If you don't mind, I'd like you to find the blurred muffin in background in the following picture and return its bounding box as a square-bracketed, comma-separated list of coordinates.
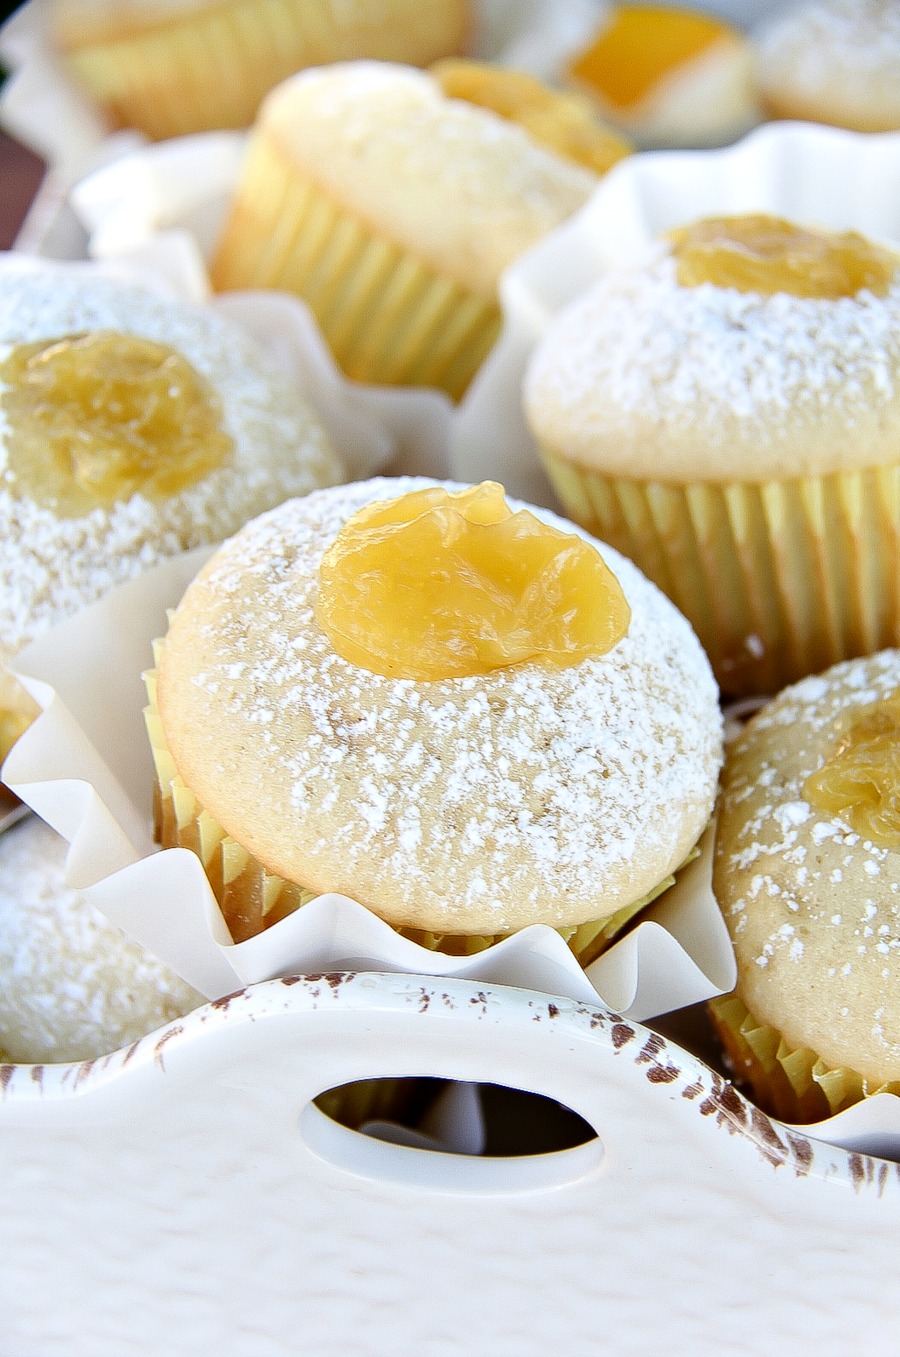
[210, 60, 629, 401]
[48, 0, 471, 140]
[565, 3, 760, 148]
[0, 260, 344, 764]
[756, 0, 900, 133]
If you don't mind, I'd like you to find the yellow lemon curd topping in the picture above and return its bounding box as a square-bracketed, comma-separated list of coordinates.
[1, 331, 233, 516]
[804, 692, 900, 848]
[431, 59, 632, 175]
[567, 5, 729, 111]
[668, 214, 898, 298]
[315, 481, 631, 680]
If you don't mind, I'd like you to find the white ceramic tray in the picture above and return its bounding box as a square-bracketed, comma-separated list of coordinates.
[2, 970, 897, 1357]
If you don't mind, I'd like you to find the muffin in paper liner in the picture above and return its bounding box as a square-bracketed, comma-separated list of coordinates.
[453, 120, 900, 696]
[0, 0, 606, 179]
[47, 0, 471, 142]
[3, 520, 734, 1027]
[710, 651, 900, 1135]
[209, 133, 504, 402]
[206, 61, 618, 401]
[707, 992, 900, 1126]
[14, 546, 900, 1155]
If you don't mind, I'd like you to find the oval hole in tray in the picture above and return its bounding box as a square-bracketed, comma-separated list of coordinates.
[301, 1078, 603, 1194]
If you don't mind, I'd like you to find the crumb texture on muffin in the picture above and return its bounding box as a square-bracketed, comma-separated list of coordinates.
[0, 816, 201, 1064]
[757, 0, 900, 132]
[715, 650, 900, 1086]
[157, 477, 723, 937]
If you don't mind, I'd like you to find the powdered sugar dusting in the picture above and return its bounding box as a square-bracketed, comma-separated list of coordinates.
[160, 477, 723, 934]
[716, 649, 900, 1079]
[0, 816, 200, 1063]
[265, 62, 597, 295]
[758, 0, 900, 122]
[0, 265, 343, 669]
[524, 246, 900, 481]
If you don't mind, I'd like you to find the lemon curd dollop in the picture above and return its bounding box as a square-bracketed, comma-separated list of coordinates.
[803, 691, 900, 847]
[567, 5, 730, 111]
[314, 481, 631, 680]
[431, 59, 632, 176]
[668, 214, 898, 299]
[0, 330, 234, 516]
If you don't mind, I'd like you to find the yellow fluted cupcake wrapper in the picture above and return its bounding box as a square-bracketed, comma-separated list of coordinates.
[145, 654, 691, 956]
[63, 0, 466, 140]
[210, 138, 501, 400]
[539, 447, 900, 697]
[707, 992, 900, 1124]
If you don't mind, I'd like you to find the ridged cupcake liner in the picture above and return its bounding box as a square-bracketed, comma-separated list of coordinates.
[539, 446, 900, 697]
[61, 0, 469, 141]
[145, 654, 685, 960]
[708, 992, 900, 1124]
[210, 138, 502, 400]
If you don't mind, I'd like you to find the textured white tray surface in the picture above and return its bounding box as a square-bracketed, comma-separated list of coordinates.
[2, 972, 899, 1356]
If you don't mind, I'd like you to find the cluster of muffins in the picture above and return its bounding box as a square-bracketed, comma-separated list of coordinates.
[0, 256, 346, 1061]
[4, 1, 900, 1155]
[42, 0, 900, 151]
[520, 201, 900, 1125]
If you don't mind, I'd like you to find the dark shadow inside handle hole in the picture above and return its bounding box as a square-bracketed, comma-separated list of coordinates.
[315, 1078, 597, 1156]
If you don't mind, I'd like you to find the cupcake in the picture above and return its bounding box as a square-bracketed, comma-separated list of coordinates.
[710, 649, 900, 1123]
[209, 61, 627, 401]
[565, 3, 760, 148]
[0, 260, 344, 764]
[0, 813, 201, 1063]
[756, 0, 900, 133]
[524, 212, 900, 697]
[48, 0, 472, 141]
[146, 476, 723, 957]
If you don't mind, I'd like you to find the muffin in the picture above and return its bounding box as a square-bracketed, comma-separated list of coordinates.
[565, 3, 760, 148]
[524, 212, 900, 697]
[146, 476, 723, 957]
[0, 813, 201, 1063]
[756, 0, 900, 133]
[0, 260, 344, 764]
[48, 0, 472, 141]
[710, 649, 900, 1123]
[209, 61, 627, 401]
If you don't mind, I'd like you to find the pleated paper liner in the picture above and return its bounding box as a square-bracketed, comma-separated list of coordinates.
[145, 653, 690, 961]
[708, 991, 900, 1125]
[59, 0, 468, 142]
[539, 446, 900, 699]
[209, 137, 501, 400]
